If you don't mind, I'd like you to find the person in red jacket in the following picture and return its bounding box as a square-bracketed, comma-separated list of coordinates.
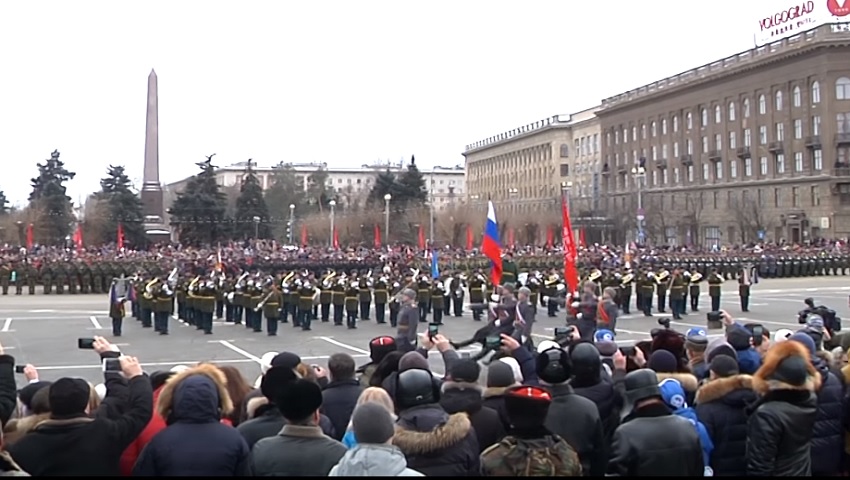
[119, 369, 178, 476]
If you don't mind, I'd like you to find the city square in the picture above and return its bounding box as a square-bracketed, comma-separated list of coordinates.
[0, 275, 846, 386]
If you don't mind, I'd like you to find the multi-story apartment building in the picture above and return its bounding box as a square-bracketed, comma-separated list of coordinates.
[164, 161, 465, 216]
[599, 22, 850, 246]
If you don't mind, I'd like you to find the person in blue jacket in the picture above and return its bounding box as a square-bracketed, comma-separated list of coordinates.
[659, 378, 714, 475]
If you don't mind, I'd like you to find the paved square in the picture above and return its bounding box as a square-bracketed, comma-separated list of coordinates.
[0, 276, 847, 387]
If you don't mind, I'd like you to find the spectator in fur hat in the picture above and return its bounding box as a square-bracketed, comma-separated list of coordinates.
[650, 328, 688, 372]
[132, 363, 250, 476]
[357, 336, 397, 387]
[746, 340, 819, 476]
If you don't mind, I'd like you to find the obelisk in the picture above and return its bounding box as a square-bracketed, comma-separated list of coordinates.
[140, 69, 169, 239]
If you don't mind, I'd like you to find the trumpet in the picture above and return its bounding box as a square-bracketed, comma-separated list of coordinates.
[254, 290, 276, 312]
[166, 268, 178, 287]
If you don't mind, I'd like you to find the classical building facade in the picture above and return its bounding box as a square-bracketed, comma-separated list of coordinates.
[599, 22, 850, 246]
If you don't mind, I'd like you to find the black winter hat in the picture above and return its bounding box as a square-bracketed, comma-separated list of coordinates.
[486, 361, 516, 388]
[261, 366, 298, 401]
[19, 381, 51, 412]
[369, 336, 397, 364]
[275, 378, 323, 422]
[271, 352, 302, 370]
[396, 369, 438, 410]
[49, 378, 91, 418]
[449, 359, 480, 383]
[536, 347, 571, 384]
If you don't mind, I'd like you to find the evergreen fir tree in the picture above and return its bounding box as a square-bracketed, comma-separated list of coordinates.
[305, 167, 333, 214]
[96, 165, 146, 247]
[29, 150, 76, 245]
[0, 190, 8, 215]
[366, 170, 400, 209]
[233, 161, 271, 239]
[168, 157, 228, 245]
[264, 162, 305, 241]
[396, 155, 428, 209]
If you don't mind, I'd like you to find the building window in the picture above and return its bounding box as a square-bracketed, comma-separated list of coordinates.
[792, 187, 800, 207]
[651, 146, 657, 160]
[714, 105, 722, 124]
[713, 191, 719, 209]
[795, 152, 804, 172]
[674, 167, 680, 184]
[593, 134, 599, 152]
[813, 81, 821, 104]
[687, 139, 693, 155]
[776, 154, 785, 174]
[621, 130, 627, 144]
[743, 98, 751, 117]
[794, 119, 803, 139]
[758, 126, 767, 144]
[665, 226, 678, 246]
[686, 112, 693, 130]
[837, 112, 850, 133]
[812, 185, 821, 206]
[715, 161, 723, 180]
[661, 119, 668, 135]
[837, 77, 850, 100]
[560, 164, 569, 176]
[559, 144, 569, 157]
[774, 188, 780, 207]
[701, 108, 708, 127]
[814, 149, 823, 170]
[729, 131, 737, 149]
[775, 122, 785, 141]
[673, 142, 680, 158]
[701, 136, 709, 153]
[775, 91, 783, 110]
[704, 226, 721, 248]
[745, 158, 753, 176]
[651, 170, 658, 186]
[759, 156, 768, 175]
[662, 144, 668, 159]
[672, 116, 679, 133]
[702, 163, 710, 180]
[662, 168, 668, 184]
[713, 134, 722, 150]
[687, 165, 694, 182]
[651, 121, 657, 137]
[744, 129, 752, 147]
[730, 159, 738, 178]
[728, 102, 736, 121]
[840, 147, 850, 166]
[757, 189, 765, 207]
[813, 115, 821, 135]
[758, 94, 767, 114]
[630, 126, 636, 141]
[793, 86, 802, 107]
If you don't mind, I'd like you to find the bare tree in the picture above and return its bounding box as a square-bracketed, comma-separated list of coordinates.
[681, 192, 704, 246]
[644, 194, 672, 244]
[729, 197, 772, 243]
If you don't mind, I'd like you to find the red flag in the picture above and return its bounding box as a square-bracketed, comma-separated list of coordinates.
[561, 197, 579, 294]
[374, 224, 381, 249]
[465, 225, 473, 250]
[545, 226, 554, 248]
[73, 225, 84, 252]
[507, 227, 515, 248]
[117, 223, 125, 250]
[579, 228, 586, 247]
[333, 227, 340, 249]
[25, 224, 33, 250]
[418, 225, 426, 250]
[300, 224, 308, 247]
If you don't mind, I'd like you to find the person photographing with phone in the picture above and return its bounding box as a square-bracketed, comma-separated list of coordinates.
[7, 336, 153, 476]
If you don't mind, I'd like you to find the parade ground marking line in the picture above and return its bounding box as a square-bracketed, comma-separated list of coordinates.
[316, 336, 370, 355]
[217, 340, 263, 364]
[1, 319, 11, 332]
[89, 316, 104, 330]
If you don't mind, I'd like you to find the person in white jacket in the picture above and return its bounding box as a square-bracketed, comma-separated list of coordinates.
[329, 403, 423, 477]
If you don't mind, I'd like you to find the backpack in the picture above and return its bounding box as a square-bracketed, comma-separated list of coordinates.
[481, 434, 582, 477]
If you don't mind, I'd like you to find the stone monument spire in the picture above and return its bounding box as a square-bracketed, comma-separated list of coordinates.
[140, 69, 169, 239]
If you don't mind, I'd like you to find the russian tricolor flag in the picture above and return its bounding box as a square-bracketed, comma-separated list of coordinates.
[481, 201, 503, 285]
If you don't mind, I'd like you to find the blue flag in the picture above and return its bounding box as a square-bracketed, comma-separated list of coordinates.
[431, 250, 439, 279]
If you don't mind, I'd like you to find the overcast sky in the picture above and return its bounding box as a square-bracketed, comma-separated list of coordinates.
[0, 0, 782, 206]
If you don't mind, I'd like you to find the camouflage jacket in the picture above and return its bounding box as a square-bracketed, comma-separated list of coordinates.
[481, 434, 581, 477]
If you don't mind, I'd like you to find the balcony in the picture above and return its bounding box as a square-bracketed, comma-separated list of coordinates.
[655, 158, 668, 169]
[601, 163, 610, 175]
[837, 133, 850, 146]
[805, 135, 822, 149]
[680, 154, 693, 165]
[768, 141, 784, 154]
[708, 150, 722, 162]
[617, 164, 628, 174]
[736, 147, 751, 159]
[836, 166, 850, 177]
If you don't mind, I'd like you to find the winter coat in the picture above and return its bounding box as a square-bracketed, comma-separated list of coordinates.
[671, 407, 713, 467]
[7, 375, 152, 476]
[0, 452, 28, 477]
[694, 374, 757, 476]
[120, 385, 167, 476]
[439, 381, 506, 452]
[571, 376, 622, 443]
[481, 387, 511, 431]
[608, 402, 704, 476]
[392, 404, 480, 476]
[329, 444, 423, 476]
[251, 424, 347, 476]
[237, 397, 336, 448]
[543, 383, 606, 477]
[132, 364, 250, 476]
[746, 340, 819, 476]
[0, 356, 19, 427]
[321, 379, 363, 441]
[809, 353, 845, 476]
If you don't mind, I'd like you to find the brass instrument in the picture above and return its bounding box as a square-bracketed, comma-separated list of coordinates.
[620, 273, 634, 286]
[254, 289, 276, 312]
[321, 271, 336, 289]
[280, 271, 296, 290]
[144, 278, 161, 298]
[654, 269, 670, 284]
[587, 269, 602, 282]
[690, 272, 704, 283]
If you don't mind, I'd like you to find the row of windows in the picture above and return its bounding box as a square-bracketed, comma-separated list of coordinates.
[571, 134, 600, 157]
[649, 185, 822, 212]
[605, 115, 839, 165]
[609, 149, 830, 191]
[605, 79, 850, 147]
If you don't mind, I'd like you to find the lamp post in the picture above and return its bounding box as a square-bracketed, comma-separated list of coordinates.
[631, 166, 646, 244]
[288, 204, 295, 245]
[252, 216, 260, 239]
[383, 193, 391, 245]
[328, 200, 337, 247]
[15, 221, 23, 247]
[507, 188, 519, 246]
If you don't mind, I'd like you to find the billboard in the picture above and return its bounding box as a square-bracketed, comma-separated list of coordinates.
[755, 0, 850, 46]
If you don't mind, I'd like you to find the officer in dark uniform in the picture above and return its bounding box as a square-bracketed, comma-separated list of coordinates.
[417, 275, 432, 321]
[154, 279, 173, 335]
[262, 284, 282, 336]
[619, 269, 633, 314]
[687, 270, 703, 312]
[358, 274, 372, 320]
[345, 280, 359, 329]
[108, 278, 126, 337]
[655, 268, 669, 313]
[431, 280, 445, 325]
[448, 273, 464, 317]
[638, 270, 654, 317]
[707, 268, 724, 312]
[501, 253, 518, 285]
[319, 274, 333, 322]
[389, 276, 403, 327]
[468, 271, 485, 321]
[13, 263, 24, 295]
[669, 267, 686, 320]
[332, 278, 346, 326]
[196, 280, 217, 335]
[373, 276, 389, 324]
[738, 263, 755, 312]
[298, 281, 315, 331]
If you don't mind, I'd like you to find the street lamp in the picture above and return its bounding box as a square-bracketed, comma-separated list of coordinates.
[252, 216, 260, 239]
[15, 221, 23, 247]
[328, 200, 337, 247]
[383, 193, 391, 246]
[631, 166, 647, 244]
[288, 204, 295, 245]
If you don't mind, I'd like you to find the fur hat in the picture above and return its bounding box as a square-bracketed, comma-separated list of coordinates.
[651, 329, 685, 359]
[49, 378, 91, 418]
[276, 377, 323, 422]
[753, 340, 820, 393]
[449, 359, 480, 383]
[504, 385, 552, 429]
[19, 381, 51, 412]
[369, 337, 396, 364]
[536, 347, 571, 384]
[271, 352, 302, 370]
[157, 364, 234, 421]
[261, 366, 298, 401]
